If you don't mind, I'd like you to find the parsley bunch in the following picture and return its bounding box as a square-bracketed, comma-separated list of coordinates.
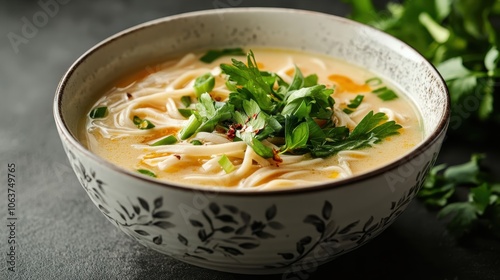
[182, 50, 401, 162]
[343, 0, 500, 239]
[419, 154, 500, 239]
[344, 0, 500, 127]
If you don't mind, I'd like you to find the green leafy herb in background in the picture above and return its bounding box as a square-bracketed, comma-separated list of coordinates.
[419, 154, 500, 239]
[344, 0, 500, 239]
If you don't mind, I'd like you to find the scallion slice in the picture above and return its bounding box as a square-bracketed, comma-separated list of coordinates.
[133, 116, 155, 130]
[193, 73, 215, 97]
[150, 135, 177, 146]
[137, 169, 156, 178]
[89, 106, 108, 119]
[218, 154, 235, 174]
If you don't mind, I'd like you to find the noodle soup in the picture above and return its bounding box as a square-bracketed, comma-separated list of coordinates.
[81, 48, 423, 190]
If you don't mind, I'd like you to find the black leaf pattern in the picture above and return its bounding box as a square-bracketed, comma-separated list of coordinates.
[153, 221, 174, 229]
[198, 229, 207, 242]
[299, 236, 312, 245]
[338, 221, 359, 234]
[322, 201, 332, 220]
[239, 243, 259, 249]
[154, 197, 163, 209]
[278, 253, 294, 260]
[132, 205, 140, 215]
[134, 230, 150, 236]
[153, 235, 162, 245]
[98, 205, 109, 214]
[216, 215, 238, 224]
[268, 221, 284, 230]
[235, 225, 247, 235]
[255, 231, 274, 239]
[219, 226, 235, 233]
[153, 211, 173, 219]
[209, 203, 220, 215]
[224, 205, 239, 214]
[297, 242, 305, 255]
[240, 211, 251, 223]
[220, 246, 243, 256]
[265, 205, 277, 221]
[195, 246, 214, 254]
[178, 234, 188, 246]
[303, 215, 325, 233]
[363, 216, 374, 231]
[138, 197, 149, 212]
[190, 219, 204, 227]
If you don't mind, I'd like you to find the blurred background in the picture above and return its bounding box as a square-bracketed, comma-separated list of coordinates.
[1, 0, 499, 279]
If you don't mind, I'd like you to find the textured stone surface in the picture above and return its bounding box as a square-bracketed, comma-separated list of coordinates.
[1, 1, 499, 279]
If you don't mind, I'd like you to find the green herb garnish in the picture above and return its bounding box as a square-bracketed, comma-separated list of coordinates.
[344, 0, 500, 240]
[137, 169, 157, 178]
[178, 50, 401, 160]
[133, 116, 155, 130]
[200, 48, 246, 63]
[372, 86, 398, 101]
[190, 139, 203, 145]
[89, 106, 108, 119]
[218, 154, 235, 174]
[343, 94, 364, 114]
[419, 154, 500, 239]
[150, 135, 178, 146]
[181, 96, 192, 107]
[193, 73, 215, 97]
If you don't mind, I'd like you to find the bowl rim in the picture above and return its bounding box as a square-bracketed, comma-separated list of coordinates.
[53, 7, 451, 196]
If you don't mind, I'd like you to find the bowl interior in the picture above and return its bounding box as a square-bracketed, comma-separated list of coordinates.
[54, 7, 449, 190]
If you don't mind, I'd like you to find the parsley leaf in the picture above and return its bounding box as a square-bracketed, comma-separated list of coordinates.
[200, 48, 246, 63]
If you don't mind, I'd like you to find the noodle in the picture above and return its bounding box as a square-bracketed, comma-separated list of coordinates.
[82, 48, 423, 190]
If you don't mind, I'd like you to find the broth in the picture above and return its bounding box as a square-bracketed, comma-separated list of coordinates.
[81, 47, 423, 190]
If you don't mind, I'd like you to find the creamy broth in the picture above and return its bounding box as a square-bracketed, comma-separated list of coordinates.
[81, 48, 423, 190]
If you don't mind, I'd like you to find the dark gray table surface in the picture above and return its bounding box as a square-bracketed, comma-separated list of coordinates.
[1, 0, 499, 279]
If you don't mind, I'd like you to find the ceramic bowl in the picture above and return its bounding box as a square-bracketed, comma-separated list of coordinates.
[53, 8, 450, 275]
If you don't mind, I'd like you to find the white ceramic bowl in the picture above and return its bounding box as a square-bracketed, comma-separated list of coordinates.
[53, 8, 450, 275]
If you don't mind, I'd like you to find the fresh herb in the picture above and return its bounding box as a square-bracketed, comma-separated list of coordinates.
[343, 94, 364, 114]
[344, 0, 500, 127]
[89, 106, 108, 119]
[137, 169, 157, 178]
[200, 48, 246, 63]
[193, 73, 215, 97]
[419, 154, 500, 239]
[150, 135, 178, 146]
[177, 93, 233, 140]
[372, 86, 398, 101]
[218, 154, 235, 173]
[181, 96, 192, 107]
[190, 139, 203, 145]
[178, 50, 401, 160]
[178, 108, 193, 118]
[133, 116, 155, 130]
[344, 0, 500, 240]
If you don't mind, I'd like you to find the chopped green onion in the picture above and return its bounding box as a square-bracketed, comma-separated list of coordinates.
[199, 48, 246, 63]
[218, 154, 235, 174]
[133, 116, 155, 130]
[181, 96, 192, 107]
[150, 135, 177, 146]
[89, 106, 108, 119]
[372, 87, 398, 101]
[137, 169, 156, 178]
[343, 95, 364, 114]
[178, 108, 193, 118]
[178, 114, 201, 140]
[190, 140, 203, 145]
[194, 73, 215, 97]
[365, 77, 383, 87]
